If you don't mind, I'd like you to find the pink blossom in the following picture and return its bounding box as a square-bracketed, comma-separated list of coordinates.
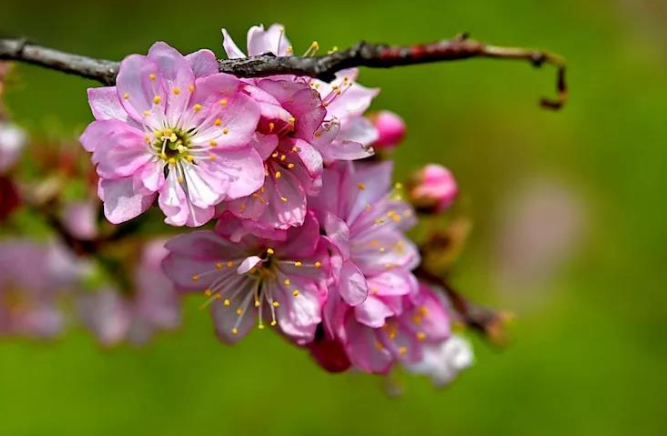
[62, 200, 99, 241]
[77, 240, 181, 346]
[223, 78, 327, 236]
[162, 212, 330, 345]
[409, 164, 458, 212]
[406, 334, 474, 387]
[80, 42, 264, 227]
[222, 24, 293, 58]
[329, 283, 450, 374]
[311, 161, 419, 307]
[0, 122, 26, 173]
[0, 240, 82, 339]
[368, 110, 406, 150]
[309, 68, 380, 161]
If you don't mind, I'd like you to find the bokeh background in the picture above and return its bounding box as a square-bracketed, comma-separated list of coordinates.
[1, 0, 666, 435]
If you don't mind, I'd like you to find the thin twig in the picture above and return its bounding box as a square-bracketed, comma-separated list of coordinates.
[0, 33, 567, 109]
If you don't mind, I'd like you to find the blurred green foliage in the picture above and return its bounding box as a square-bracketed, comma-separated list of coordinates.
[1, 1, 665, 435]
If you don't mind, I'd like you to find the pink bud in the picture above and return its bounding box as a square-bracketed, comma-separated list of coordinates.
[369, 110, 406, 150]
[409, 164, 458, 212]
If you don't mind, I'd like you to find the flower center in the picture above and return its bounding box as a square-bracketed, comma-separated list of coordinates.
[152, 128, 193, 164]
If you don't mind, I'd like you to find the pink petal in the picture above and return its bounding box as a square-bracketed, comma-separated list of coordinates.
[279, 212, 321, 259]
[262, 167, 307, 229]
[90, 121, 152, 179]
[164, 228, 240, 260]
[207, 146, 265, 200]
[180, 162, 224, 208]
[221, 28, 246, 59]
[366, 270, 417, 297]
[147, 42, 195, 125]
[344, 314, 393, 374]
[247, 24, 291, 56]
[185, 49, 219, 77]
[271, 277, 321, 343]
[354, 294, 393, 328]
[115, 54, 166, 126]
[87, 87, 129, 122]
[133, 160, 164, 194]
[345, 161, 393, 224]
[191, 93, 260, 149]
[158, 171, 190, 226]
[211, 279, 257, 344]
[236, 256, 263, 274]
[340, 116, 379, 146]
[338, 260, 368, 306]
[98, 177, 155, 224]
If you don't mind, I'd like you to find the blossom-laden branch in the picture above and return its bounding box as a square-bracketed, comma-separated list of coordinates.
[0, 33, 567, 109]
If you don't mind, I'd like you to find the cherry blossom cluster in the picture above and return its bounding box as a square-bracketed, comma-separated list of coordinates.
[1, 25, 472, 386]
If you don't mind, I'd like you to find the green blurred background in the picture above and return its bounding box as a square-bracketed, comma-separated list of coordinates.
[1, 0, 666, 435]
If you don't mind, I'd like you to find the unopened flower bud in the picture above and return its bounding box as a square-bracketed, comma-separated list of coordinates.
[369, 110, 406, 150]
[409, 164, 458, 212]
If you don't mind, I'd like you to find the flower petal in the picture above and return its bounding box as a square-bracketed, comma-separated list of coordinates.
[147, 42, 195, 125]
[354, 294, 393, 328]
[221, 28, 246, 59]
[98, 177, 155, 224]
[87, 87, 129, 122]
[344, 313, 393, 374]
[185, 49, 218, 77]
[116, 54, 166, 127]
[338, 260, 368, 305]
[90, 121, 152, 179]
[247, 24, 291, 56]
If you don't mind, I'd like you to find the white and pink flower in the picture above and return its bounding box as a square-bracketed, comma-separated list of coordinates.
[80, 42, 264, 226]
[162, 212, 330, 344]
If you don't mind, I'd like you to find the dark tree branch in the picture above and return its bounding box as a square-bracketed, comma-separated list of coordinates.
[0, 33, 567, 109]
[415, 265, 511, 345]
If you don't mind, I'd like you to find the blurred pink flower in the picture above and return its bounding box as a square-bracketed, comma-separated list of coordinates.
[162, 212, 330, 345]
[409, 164, 458, 212]
[0, 240, 82, 339]
[77, 240, 181, 346]
[369, 110, 406, 150]
[62, 200, 99, 241]
[494, 179, 585, 304]
[80, 42, 264, 226]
